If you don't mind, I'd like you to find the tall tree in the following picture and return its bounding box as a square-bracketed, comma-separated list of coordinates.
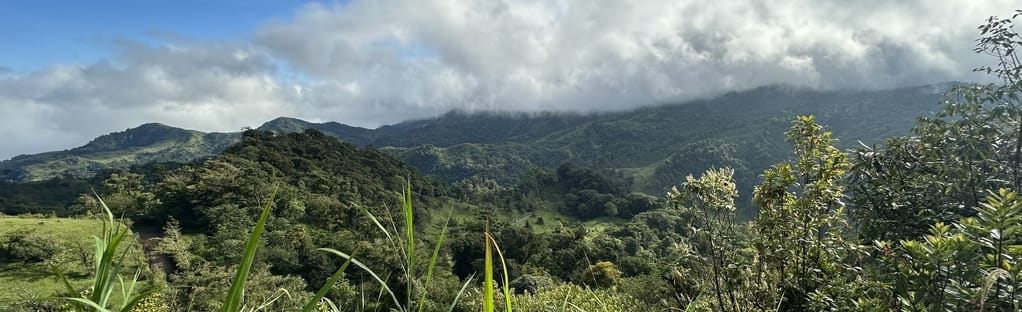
[849, 10, 1022, 242]
[752, 116, 856, 310]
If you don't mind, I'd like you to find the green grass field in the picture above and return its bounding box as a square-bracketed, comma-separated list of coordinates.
[0, 217, 148, 307]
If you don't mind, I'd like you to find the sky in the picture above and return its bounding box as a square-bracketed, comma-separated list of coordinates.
[0, 0, 1019, 160]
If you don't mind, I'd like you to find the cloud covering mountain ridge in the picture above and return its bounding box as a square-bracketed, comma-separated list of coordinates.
[0, 0, 1017, 159]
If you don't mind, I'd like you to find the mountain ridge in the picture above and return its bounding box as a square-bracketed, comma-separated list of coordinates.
[0, 124, 239, 182]
[1, 83, 951, 199]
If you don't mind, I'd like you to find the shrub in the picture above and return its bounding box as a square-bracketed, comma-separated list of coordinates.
[1, 229, 62, 263]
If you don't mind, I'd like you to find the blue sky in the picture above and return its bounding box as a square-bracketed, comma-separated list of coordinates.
[0, 0, 322, 71]
[0, 0, 1017, 160]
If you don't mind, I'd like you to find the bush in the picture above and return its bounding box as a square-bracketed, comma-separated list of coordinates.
[577, 261, 622, 288]
[0, 229, 63, 263]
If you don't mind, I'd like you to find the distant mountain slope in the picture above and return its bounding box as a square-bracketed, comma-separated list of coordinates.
[386, 84, 947, 200]
[257, 112, 592, 147]
[257, 117, 375, 146]
[0, 123, 238, 182]
[1, 84, 948, 197]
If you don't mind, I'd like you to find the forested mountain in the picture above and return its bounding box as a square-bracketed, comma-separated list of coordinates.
[1, 84, 946, 200]
[0, 84, 947, 218]
[0, 123, 238, 183]
[385, 84, 947, 213]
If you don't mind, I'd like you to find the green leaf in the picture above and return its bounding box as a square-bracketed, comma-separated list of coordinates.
[222, 185, 278, 312]
[417, 212, 452, 312]
[403, 179, 415, 309]
[64, 298, 113, 312]
[318, 248, 403, 310]
[484, 224, 494, 312]
[302, 252, 354, 312]
[448, 273, 475, 312]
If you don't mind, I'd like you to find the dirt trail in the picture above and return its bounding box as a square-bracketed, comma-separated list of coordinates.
[133, 225, 175, 277]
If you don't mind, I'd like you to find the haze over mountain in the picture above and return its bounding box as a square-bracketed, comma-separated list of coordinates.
[1, 83, 948, 212]
[0, 1, 1017, 160]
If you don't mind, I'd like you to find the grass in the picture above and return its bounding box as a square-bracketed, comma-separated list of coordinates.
[0, 216, 146, 307]
[615, 162, 661, 193]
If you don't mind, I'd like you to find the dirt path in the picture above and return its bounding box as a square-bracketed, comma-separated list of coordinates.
[133, 225, 175, 277]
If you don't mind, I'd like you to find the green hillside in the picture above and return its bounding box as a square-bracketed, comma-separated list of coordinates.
[384, 84, 946, 213]
[0, 123, 238, 183]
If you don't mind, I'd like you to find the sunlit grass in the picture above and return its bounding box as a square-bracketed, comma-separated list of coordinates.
[0, 217, 145, 308]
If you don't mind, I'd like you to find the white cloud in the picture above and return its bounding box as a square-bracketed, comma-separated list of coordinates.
[0, 42, 297, 159]
[0, 0, 1020, 159]
[257, 0, 1017, 114]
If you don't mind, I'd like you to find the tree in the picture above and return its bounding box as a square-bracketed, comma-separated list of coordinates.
[849, 9, 1022, 243]
[667, 168, 747, 312]
[579, 261, 623, 288]
[88, 172, 161, 218]
[752, 115, 860, 310]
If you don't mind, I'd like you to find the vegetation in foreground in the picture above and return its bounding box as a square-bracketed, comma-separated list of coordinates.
[0, 216, 151, 310]
[2, 8, 1022, 312]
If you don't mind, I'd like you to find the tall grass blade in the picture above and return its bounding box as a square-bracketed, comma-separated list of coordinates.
[581, 285, 606, 308]
[66, 298, 113, 312]
[53, 264, 84, 310]
[560, 286, 571, 311]
[90, 195, 133, 308]
[119, 288, 154, 312]
[484, 223, 494, 312]
[318, 248, 403, 310]
[53, 264, 77, 295]
[60, 193, 150, 311]
[417, 213, 451, 312]
[251, 288, 293, 311]
[356, 203, 394, 242]
[447, 273, 475, 312]
[980, 268, 1011, 310]
[486, 231, 512, 312]
[403, 180, 416, 309]
[566, 302, 588, 312]
[302, 252, 355, 312]
[323, 297, 340, 312]
[117, 270, 145, 311]
[222, 185, 279, 312]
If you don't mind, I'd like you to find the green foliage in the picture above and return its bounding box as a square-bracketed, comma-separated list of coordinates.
[959, 188, 1022, 310]
[58, 195, 153, 312]
[460, 283, 652, 312]
[850, 10, 1022, 243]
[876, 223, 978, 311]
[578, 261, 622, 289]
[222, 186, 277, 312]
[0, 178, 92, 215]
[751, 115, 862, 310]
[0, 217, 149, 309]
[493, 164, 655, 221]
[668, 168, 749, 311]
[0, 228, 63, 263]
[154, 218, 191, 271]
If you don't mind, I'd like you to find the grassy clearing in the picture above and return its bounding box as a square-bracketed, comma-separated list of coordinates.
[0, 217, 146, 306]
[431, 199, 607, 235]
[615, 163, 661, 193]
[582, 216, 628, 235]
